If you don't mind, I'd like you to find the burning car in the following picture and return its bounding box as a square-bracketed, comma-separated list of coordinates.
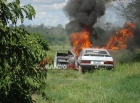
[54, 49, 77, 69]
[77, 48, 114, 72]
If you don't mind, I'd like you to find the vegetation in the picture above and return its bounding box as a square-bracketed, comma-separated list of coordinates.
[32, 46, 140, 103]
[14, 24, 111, 48]
[12, 24, 70, 46]
[125, 0, 140, 22]
[35, 62, 140, 103]
[1, 0, 140, 103]
[0, 0, 48, 102]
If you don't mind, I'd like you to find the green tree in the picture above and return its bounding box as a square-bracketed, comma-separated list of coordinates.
[125, 0, 140, 22]
[106, 0, 140, 22]
[20, 24, 69, 46]
[0, 0, 48, 102]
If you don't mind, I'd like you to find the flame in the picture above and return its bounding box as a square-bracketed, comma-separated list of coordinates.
[70, 28, 92, 56]
[70, 22, 136, 57]
[104, 22, 136, 50]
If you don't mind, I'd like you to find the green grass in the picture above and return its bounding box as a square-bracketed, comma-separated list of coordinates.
[35, 62, 140, 103]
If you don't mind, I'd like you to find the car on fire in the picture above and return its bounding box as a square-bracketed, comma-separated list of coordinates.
[77, 48, 114, 72]
[54, 49, 77, 69]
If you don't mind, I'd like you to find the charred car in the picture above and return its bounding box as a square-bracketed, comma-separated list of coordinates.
[54, 49, 77, 69]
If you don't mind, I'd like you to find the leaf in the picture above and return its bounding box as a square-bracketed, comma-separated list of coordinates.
[16, 0, 20, 5]
[0, 1, 48, 102]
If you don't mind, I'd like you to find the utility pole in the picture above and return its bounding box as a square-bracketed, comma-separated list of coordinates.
[105, 22, 111, 31]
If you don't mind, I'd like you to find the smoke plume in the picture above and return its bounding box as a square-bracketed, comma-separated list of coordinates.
[64, 0, 106, 34]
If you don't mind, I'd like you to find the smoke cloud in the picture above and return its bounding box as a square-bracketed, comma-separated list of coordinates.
[64, 0, 106, 33]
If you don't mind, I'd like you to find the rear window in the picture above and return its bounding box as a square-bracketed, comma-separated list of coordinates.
[84, 54, 111, 57]
[84, 54, 103, 56]
[85, 50, 94, 53]
[85, 50, 108, 55]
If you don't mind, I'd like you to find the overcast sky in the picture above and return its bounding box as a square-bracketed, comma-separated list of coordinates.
[8, 0, 126, 27]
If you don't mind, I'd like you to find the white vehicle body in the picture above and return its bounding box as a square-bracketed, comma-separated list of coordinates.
[78, 48, 114, 70]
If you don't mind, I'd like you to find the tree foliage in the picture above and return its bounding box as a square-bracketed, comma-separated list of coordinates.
[106, 0, 140, 22]
[125, 0, 140, 22]
[17, 24, 69, 46]
[0, 0, 48, 102]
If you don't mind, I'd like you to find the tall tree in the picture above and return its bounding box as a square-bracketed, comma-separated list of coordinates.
[106, 0, 140, 22]
[0, 0, 48, 102]
[125, 0, 140, 22]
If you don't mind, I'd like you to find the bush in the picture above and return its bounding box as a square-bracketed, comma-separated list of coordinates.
[118, 49, 140, 64]
[0, 0, 48, 102]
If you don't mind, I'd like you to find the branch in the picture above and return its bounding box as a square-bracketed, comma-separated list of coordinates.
[108, 0, 133, 22]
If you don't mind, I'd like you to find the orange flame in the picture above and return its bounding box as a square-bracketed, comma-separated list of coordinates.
[104, 22, 136, 50]
[70, 28, 92, 56]
[70, 22, 136, 57]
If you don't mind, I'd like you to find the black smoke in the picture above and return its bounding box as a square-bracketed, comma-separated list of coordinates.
[64, 0, 106, 34]
[127, 25, 140, 51]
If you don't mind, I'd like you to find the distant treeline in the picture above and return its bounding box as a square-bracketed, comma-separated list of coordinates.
[9, 24, 69, 46]
[9, 24, 114, 47]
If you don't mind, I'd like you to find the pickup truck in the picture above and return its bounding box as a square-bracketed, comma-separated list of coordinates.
[54, 49, 77, 69]
[77, 48, 114, 72]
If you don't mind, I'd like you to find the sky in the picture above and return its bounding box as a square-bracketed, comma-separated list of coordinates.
[8, 0, 126, 28]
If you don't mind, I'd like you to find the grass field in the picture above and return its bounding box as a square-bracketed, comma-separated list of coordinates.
[35, 62, 140, 103]
[34, 46, 140, 103]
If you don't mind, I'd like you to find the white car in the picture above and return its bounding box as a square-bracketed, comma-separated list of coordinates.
[77, 48, 114, 72]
